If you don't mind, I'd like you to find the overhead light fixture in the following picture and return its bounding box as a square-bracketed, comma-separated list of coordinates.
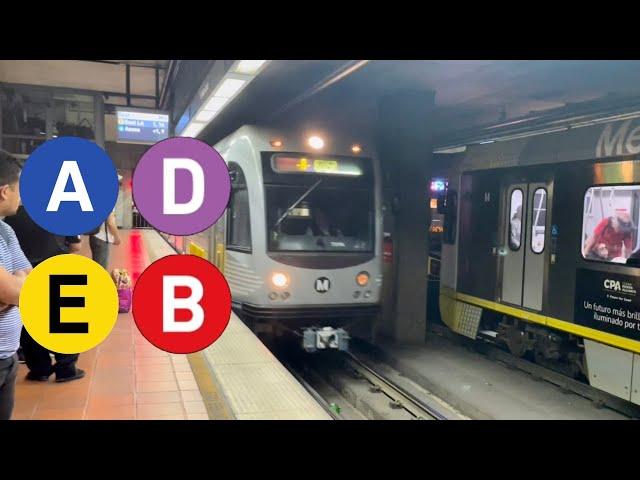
[235, 60, 267, 75]
[203, 96, 228, 112]
[178, 61, 271, 138]
[433, 146, 467, 154]
[195, 110, 218, 122]
[182, 122, 206, 138]
[214, 78, 246, 98]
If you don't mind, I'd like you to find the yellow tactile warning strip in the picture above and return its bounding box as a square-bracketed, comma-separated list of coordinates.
[202, 314, 332, 420]
[187, 351, 235, 420]
[441, 286, 640, 354]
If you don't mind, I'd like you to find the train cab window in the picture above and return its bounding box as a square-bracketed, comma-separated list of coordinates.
[266, 184, 374, 253]
[531, 188, 547, 254]
[509, 189, 523, 251]
[227, 163, 252, 251]
[582, 185, 640, 264]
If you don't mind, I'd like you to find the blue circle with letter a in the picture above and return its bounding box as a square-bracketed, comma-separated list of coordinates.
[19, 137, 119, 236]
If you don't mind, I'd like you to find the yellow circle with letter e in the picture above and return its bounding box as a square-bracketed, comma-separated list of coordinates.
[19, 254, 119, 354]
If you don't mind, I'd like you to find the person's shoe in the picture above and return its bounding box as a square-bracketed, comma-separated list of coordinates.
[17, 348, 25, 364]
[55, 368, 86, 383]
[25, 370, 52, 382]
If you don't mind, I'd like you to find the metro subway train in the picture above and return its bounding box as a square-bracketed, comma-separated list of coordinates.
[437, 113, 640, 405]
[205, 125, 383, 352]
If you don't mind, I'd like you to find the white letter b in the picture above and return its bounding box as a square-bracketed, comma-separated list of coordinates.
[163, 275, 204, 333]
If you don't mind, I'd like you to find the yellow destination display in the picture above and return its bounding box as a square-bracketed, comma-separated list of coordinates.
[313, 159, 338, 173]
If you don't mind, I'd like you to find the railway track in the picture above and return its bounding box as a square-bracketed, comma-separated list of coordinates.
[279, 342, 462, 420]
[341, 352, 448, 420]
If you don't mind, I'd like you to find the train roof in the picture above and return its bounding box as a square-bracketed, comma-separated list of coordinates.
[213, 124, 378, 160]
[445, 116, 640, 171]
[436, 97, 640, 170]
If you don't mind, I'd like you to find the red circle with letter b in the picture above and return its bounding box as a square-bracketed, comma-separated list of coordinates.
[132, 254, 231, 354]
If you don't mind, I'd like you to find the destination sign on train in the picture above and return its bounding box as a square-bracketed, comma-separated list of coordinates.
[272, 154, 363, 176]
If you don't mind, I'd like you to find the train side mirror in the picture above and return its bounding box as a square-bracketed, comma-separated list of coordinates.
[437, 190, 456, 215]
[437, 192, 447, 214]
[440, 189, 458, 245]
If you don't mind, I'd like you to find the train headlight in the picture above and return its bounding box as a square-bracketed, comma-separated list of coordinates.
[271, 272, 289, 288]
[308, 136, 324, 150]
[356, 271, 370, 287]
[270, 139, 283, 148]
[351, 144, 362, 154]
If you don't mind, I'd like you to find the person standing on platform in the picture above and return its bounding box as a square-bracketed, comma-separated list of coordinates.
[0, 151, 33, 420]
[89, 211, 121, 270]
[88, 174, 122, 270]
[4, 205, 85, 383]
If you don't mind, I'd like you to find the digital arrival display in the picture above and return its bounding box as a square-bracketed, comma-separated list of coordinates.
[116, 109, 170, 145]
[272, 154, 363, 176]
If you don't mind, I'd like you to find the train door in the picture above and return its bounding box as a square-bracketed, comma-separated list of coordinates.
[501, 182, 548, 310]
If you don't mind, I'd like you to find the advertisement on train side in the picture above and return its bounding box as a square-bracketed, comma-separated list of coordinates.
[574, 268, 640, 341]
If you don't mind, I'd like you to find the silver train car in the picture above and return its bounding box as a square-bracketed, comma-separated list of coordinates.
[207, 125, 383, 352]
[437, 111, 640, 406]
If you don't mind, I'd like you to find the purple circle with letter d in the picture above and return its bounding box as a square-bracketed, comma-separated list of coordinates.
[132, 137, 230, 236]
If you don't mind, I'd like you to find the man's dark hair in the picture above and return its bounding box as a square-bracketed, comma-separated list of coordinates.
[0, 150, 22, 186]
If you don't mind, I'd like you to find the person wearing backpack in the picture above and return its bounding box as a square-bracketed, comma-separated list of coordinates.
[88, 212, 121, 270]
[4, 205, 84, 384]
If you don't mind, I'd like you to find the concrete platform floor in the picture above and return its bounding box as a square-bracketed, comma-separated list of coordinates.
[375, 334, 629, 420]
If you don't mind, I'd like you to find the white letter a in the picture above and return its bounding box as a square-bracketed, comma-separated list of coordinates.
[46, 161, 94, 212]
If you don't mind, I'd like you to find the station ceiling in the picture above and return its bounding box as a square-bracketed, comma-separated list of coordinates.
[4, 60, 640, 148]
[197, 60, 640, 147]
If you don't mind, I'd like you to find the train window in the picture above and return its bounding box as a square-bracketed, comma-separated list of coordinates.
[531, 188, 547, 254]
[227, 163, 252, 252]
[265, 184, 374, 253]
[509, 189, 523, 251]
[582, 185, 640, 264]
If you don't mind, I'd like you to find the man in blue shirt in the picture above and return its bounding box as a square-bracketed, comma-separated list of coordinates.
[0, 150, 33, 420]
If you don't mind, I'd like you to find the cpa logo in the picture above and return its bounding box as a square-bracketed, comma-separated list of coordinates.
[315, 277, 331, 293]
[18, 136, 232, 355]
[604, 279, 622, 291]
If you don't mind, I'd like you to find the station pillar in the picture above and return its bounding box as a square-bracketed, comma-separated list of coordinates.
[376, 91, 435, 344]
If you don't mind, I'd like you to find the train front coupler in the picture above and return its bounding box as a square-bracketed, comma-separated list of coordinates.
[302, 327, 350, 353]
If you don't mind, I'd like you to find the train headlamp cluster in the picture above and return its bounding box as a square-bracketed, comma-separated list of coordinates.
[271, 272, 289, 288]
[308, 136, 324, 150]
[269, 135, 365, 156]
[356, 272, 370, 287]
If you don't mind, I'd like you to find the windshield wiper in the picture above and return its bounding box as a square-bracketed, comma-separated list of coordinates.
[273, 179, 323, 230]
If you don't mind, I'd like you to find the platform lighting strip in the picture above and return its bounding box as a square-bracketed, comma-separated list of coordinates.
[434, 109, 640, 154]
[180, 60, 270, 138]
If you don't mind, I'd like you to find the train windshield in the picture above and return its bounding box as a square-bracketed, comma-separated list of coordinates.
[265, 183, 374, 253]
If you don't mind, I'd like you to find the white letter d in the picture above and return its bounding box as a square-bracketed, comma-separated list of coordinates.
[163, 158, 205, 215]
